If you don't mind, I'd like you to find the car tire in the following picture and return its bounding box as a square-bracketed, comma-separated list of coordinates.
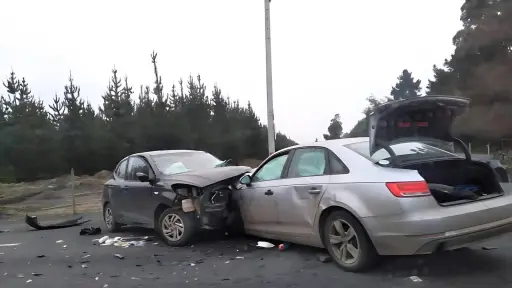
[103, 203, 122, 233]
[322, 210, 378, 272]
[157, 208, 197, 246]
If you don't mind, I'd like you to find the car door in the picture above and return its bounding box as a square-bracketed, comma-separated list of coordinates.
[108, 158, 129, 223]
[274, 147, 349, 238]
[238, 150, 292, 235]
[123, 156, 155, 226]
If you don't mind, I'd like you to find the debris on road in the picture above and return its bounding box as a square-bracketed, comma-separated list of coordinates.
[25, 214, 91, 231]
[94, 235, 153, 248]
[79, 227, 102, 236]
[278, 243, 291, 251]
[26, 279, 32, 283]
[113, 253, 124, 260]
[316, 253, 332, 263]
[31, 273, 43, 277]
[81, 264, 88, 268]
[0, 243, 21, 247]
[0, 229, 9, 233]
[482, 246, 498, 250]
[256, 241, 275, 248]
[36, 255, 45, 258]
[409, 276, 423, 282]
[56, 240, 64, 243]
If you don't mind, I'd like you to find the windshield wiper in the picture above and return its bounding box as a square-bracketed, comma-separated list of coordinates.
[215, 159, 232, 167]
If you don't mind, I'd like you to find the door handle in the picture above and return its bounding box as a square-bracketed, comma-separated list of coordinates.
[308, 188, 321, 195]
[264, 190, 274, 196]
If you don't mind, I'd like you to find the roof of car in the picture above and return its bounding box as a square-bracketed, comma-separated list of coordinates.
[132, 150, 202, 157]
[275, 137, 369, 154]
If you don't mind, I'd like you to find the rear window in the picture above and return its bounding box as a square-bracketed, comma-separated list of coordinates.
[345, 140, 460, 163]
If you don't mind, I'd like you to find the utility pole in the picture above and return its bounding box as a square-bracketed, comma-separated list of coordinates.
[264, 0, 276, 154]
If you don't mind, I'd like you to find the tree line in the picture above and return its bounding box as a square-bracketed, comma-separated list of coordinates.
[0, 51, 296, 183]
[323, 0, 512, 145]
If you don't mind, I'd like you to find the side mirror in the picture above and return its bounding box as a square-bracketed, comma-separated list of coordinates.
[240, 174, 252, 185]
[136, 172, 150, 182]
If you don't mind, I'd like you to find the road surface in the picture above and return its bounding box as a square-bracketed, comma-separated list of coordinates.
[1, 214, 512, 287]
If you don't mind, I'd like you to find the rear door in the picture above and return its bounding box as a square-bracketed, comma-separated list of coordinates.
[274, 147, 348, 238]
[123, 156, 155, 226]
[238, 150, 292, 235]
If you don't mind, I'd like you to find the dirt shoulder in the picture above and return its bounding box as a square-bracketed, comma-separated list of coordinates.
[0, 170, 110, 218]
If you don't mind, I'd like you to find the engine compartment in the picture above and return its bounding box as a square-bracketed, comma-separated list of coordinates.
[171, 176, 240, 229]
[401, 159, 504, 205]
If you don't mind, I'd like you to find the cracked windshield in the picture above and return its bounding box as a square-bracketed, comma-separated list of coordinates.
[1, 0, 512, 287]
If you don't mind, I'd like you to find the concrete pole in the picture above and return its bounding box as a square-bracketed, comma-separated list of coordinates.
[264, 0, 276, 154]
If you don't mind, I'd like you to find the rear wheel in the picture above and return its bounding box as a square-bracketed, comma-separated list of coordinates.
[157, 208, 197, 246]
[103, 203, 122, 233]
[323, 210, 378, 272]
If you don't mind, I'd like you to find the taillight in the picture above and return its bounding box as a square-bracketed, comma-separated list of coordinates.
[386, 181, 430, 197]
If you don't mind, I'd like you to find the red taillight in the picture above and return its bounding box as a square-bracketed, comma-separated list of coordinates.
[386, 181, 430, 197]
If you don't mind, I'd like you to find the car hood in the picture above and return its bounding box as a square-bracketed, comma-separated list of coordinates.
[160, 166, 252, 187]
[368, 96, 470, 156]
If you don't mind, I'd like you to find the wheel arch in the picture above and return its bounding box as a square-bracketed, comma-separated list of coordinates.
[317, 205, 374, 247]
[153, 203, 173, 227]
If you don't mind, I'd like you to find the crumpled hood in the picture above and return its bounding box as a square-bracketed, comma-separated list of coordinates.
[160, 166, 251, 188]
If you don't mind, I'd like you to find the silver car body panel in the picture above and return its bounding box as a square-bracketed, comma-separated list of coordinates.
[235, 137, 512, 255]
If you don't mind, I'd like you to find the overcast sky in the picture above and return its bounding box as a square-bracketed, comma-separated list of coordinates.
[0, 0, 463, 143]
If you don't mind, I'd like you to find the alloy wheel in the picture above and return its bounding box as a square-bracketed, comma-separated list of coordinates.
[104, 207, 113, 229]
[161, 213, 185, 241]
[328, 219, 360, 265]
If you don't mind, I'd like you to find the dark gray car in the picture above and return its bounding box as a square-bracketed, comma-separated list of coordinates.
[102, 150, 250, 246]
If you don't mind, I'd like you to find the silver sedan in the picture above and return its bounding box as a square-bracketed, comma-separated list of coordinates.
[235, 96, 512, 272]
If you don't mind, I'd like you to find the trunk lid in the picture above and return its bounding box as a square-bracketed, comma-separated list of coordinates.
[368, 96, 470, 157]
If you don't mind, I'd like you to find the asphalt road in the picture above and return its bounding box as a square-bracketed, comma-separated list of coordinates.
[2, 215, 512, 288]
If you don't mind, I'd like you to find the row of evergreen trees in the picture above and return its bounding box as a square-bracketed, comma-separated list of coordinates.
[0, 51, 296, 183]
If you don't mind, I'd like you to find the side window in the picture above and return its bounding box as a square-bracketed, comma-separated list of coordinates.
[115, 159, 128, 180]
[287, 148, 327, 178]
[126, 157, 151, 181]
[329, 151, 349, 174]
[252, 153, 290, 182]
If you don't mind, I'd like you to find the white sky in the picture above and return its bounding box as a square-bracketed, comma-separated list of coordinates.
[0, 0, 463, 143]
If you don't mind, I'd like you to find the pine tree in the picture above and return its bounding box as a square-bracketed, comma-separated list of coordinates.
[390, 69, 422, 100]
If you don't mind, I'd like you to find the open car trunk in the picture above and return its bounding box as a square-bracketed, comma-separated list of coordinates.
[400, 159, 504, 205]
[368, 96, 504, 205]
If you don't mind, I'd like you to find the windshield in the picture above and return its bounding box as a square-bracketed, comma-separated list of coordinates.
[151, 151, 224, 175]
[345, 140, 460, 163]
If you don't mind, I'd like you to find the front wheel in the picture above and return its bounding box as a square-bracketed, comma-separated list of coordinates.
[323, 210, 378, 272]
[157, 208, 197, 246]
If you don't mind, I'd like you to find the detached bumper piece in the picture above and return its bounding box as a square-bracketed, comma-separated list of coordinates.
[25, 214, 91, 230]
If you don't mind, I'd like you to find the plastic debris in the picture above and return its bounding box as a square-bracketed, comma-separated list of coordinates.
[113, 253, 124, 260]
[25, 214, 91, 230]
[82, 254, 91, 259]
[98, 236, 109, 244]
[482, 246, 498, 250]
[96, 236, 153, 247]
[316, 253, 332, 263]
[17, 274, 24, 278]
[62, 245, 67, 248]
[256, 241, 275, 248]
[56, 240, 64, 243]
[31, 273, 43, 277]
[80, 227, 102, 236]
[36, 255, 45, 258]
[409, 276, 422, 282]
[26, 279, 32, 283]
[235, 256, 244, 259]
[278, 243, 291, 251]
[82, 264, 88, 268]
[0, 243, 21, 247]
